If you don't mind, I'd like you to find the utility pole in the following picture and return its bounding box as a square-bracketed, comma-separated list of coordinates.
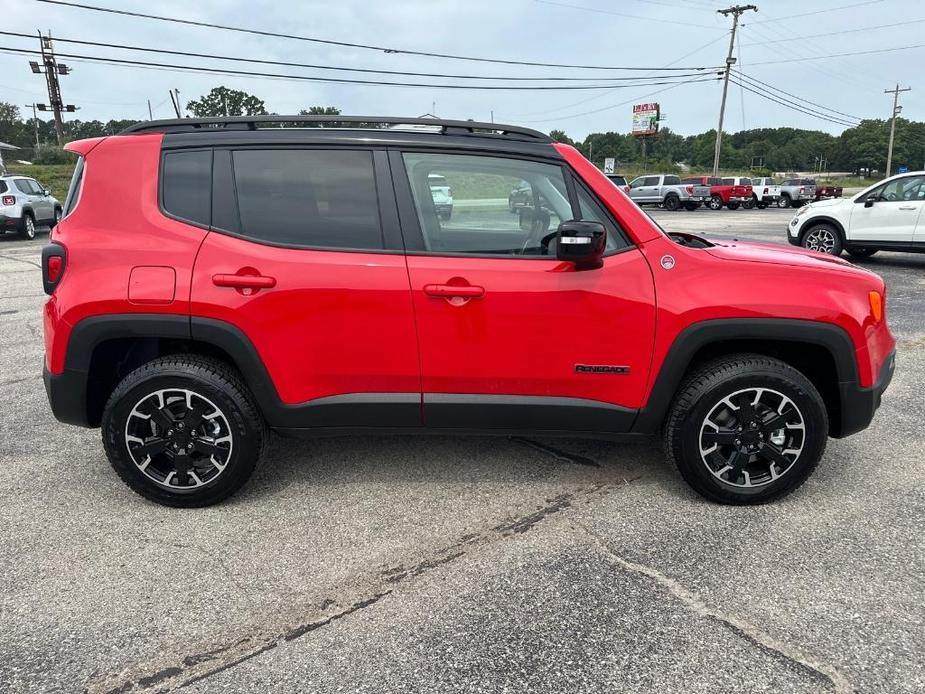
[147, 99, 153, 120]
[29, 32, 75, 145]
[884, 84, 910, 177]
[23, 103, 40, 147]
[712, 4, 757, 178]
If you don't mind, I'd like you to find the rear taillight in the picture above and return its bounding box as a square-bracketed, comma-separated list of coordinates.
[800, 186, 805, 193]
[1, 195, 14, 206]
[42, 243, 66, 295]
[685, 185, 694, 194]
[764, 187, 769, 194]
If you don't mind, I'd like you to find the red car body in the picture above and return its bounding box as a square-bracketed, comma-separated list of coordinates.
[44, 130, 893, 444]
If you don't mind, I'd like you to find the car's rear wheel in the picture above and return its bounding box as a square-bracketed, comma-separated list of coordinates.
[708, 195, 723, 210]
[102, 355, 267, 507]
[801, 223, 843, 256]
[664, 354, 827, 504]
[846, 247, 878, 258]
[19, 213, 35, 240]
[777, 195, 792, 208]
[664, 194, 681, 211]
[742, 197, 756, 209]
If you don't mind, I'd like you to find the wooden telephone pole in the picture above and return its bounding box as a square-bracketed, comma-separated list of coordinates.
[712, 5, 757, 178]
[884, 84, 910, 176]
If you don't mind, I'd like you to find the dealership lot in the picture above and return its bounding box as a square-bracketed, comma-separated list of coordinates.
[1, 214, 923, 693]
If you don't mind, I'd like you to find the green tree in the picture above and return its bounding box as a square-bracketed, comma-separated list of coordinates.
[548, 129, 575, 146]
[186, 87, 268, 117]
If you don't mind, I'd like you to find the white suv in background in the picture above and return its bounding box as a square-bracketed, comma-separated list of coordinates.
[788, 171, 925, 258]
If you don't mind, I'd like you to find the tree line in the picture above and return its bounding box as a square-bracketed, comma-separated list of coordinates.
[550, 119, 925, 176]
[2, 85, 923, 175]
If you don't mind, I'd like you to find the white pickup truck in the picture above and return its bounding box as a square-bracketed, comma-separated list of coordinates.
[748, 177, 781, 209]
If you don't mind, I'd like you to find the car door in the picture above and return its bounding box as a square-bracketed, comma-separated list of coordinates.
[188, 147, 422, 427]
[29, 179, 53, 221]
[393, 149, 656, 433]
[849, 175, 925, 243]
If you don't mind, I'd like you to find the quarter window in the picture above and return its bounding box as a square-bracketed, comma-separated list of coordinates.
[162, 150, 212, 227]
[232, 149, 382, 250]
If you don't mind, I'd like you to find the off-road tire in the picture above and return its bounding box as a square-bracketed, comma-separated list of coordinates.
[664, 194, 681, 211]
[663, 354, 828, 505]
[102, 355, 268, 507]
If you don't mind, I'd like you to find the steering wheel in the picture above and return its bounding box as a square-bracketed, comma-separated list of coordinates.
[884, 191, 899, 201]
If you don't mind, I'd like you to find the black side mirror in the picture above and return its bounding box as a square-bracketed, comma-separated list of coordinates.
[556, 220, 606, 270]
[864, 195, 878, 208]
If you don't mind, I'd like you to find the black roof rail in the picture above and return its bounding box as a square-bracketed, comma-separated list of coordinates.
[119, 115, 552, 141]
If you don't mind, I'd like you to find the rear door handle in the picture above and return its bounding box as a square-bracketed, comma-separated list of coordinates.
[423, 284, 485, 298]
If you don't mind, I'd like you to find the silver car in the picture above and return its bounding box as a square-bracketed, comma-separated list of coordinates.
[0, 175, 61, 240]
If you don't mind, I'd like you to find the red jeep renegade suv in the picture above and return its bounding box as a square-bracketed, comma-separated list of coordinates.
[41, 116, 895, 507]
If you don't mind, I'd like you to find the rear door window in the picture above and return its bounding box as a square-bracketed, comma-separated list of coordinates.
[231, 149, 383, 250]
[14, 179, 33, 195]
[663, 175, 681, 185]
[162, 150, 212, 227]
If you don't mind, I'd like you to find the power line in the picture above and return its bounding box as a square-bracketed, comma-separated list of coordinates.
[511, 32, 729, 118]
[733, 71, 862, 122]
[748, 0, 884, 24]
[520, 76, 720, 122]
[34, 0, 720, 71]
[531, 0, 718, 29]
[728, 78, 858, 127]
[740, 18, 925, 46]
[0, 29, 715, 83]
[748, 42, 925, 65]
[1, 45, 715, 91]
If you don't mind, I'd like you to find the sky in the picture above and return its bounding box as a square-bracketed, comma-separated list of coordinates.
[1, 0, 923, 140]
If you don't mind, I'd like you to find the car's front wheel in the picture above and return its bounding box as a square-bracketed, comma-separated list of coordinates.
[801, 223, 843, 256]
[664, 354, 827, 504]
[102, 355, 267, 507]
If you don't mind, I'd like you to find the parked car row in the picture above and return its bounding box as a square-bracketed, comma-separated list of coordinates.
[606, 173, 843, 211]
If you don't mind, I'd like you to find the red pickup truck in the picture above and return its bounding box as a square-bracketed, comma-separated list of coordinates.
[681, 176, 753, 210]
[813, 181, 843, 201]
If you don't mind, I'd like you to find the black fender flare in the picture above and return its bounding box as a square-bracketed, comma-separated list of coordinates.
[631, 318, 860, 435]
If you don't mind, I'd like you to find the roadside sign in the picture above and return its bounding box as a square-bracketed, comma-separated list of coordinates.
[632, 102, 660, 136]
[898, 166, 908, 173]
[603, 157, 615, 174]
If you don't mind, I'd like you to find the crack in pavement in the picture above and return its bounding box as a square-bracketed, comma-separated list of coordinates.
[87, 480, 631, 694]
[509, 436, 602, 467]
[0, 253, 41, 269]
[578, 523, 854, 694]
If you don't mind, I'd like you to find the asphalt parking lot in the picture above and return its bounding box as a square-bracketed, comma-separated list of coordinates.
[1, 211, 923, 694]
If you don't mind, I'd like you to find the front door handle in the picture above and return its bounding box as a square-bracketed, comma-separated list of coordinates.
[424, 283, 485, 298]
[898, 205, 918, 210]
[213, 274, 276, 289]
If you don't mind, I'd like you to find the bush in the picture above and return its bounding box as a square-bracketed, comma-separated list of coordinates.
[32, 145, 75, 165]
